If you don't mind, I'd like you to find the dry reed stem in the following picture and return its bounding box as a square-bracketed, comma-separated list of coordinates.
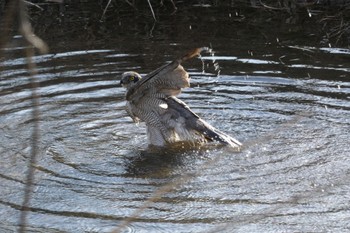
[8, 0, 49, 232]
[18, 45, 40, 233]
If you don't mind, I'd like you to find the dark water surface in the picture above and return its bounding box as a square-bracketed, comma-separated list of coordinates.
[1, 4, 350, 233]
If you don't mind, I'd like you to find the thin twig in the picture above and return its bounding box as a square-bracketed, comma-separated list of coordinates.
[147, 0, 157, 22]
[101, 0, 113, 21]
[169, 0, 178, 14]
[24, 0, 44, 10]
[124, 0, 136, 9]
[259, 0, 285, 10]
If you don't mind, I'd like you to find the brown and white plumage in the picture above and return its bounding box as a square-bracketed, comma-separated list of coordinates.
[120, 48, 242, 150]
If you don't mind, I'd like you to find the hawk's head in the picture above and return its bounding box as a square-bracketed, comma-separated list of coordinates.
[120, 71, 142, 89]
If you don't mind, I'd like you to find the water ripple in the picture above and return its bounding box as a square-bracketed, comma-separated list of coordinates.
[1, 43, 349, 232]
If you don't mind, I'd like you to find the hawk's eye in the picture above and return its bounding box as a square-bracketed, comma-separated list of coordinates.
[129, 76, 135, 81]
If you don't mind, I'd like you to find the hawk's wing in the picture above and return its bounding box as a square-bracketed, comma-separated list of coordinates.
[164, 97, 242, 149]
[126, 47, 208, 102]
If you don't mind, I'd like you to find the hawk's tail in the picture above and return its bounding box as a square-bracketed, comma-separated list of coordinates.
[196, 119, 242, 150]
[180, 47, 211, 62]
[165, 97, 242, 150]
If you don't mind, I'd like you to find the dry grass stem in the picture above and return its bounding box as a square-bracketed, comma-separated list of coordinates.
[147, 0, 157, 21]
[13, 0, 48, 232]
[101, 0, 113, 21]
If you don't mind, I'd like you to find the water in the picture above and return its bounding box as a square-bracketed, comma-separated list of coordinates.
[1, 4, 350, 233]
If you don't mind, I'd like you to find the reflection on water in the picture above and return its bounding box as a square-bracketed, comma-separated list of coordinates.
[1, 9, 350, 233]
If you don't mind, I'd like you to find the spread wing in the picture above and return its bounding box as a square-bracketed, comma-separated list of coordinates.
[123, 47, 241, 149]
[126, 47, 208, 102]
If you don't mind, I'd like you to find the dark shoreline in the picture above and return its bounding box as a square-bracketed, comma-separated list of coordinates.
[1, 0, 349, 47]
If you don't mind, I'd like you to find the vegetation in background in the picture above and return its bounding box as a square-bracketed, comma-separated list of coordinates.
[1, 0, 349, 47]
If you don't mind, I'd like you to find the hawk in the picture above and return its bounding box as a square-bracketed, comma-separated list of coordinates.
[120, 48, 242, 150]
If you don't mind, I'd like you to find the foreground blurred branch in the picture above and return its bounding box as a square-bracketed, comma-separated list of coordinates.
[19, 1, 48, 54]
[0, 0, 49, 232]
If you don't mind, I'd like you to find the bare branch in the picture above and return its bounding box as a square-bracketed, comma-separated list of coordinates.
[15, 0, 48, 232]
[147, 0, 157, 22]
[101, 0, 113, 21]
